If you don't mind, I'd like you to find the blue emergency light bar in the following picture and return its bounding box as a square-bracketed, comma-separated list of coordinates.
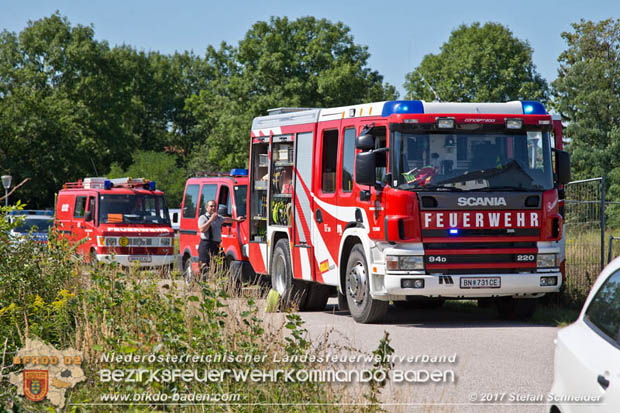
[230, 169, 248, 176]
[149, 181, 156, 190]
[381, 100, 547, 117]
[449, 229, 459, 235]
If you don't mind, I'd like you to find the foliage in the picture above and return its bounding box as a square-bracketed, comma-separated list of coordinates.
[551, 18, 620, 225]
[404, 22, 548, 103]
[186, 16, 398, 173]
[108, 150, 187, 208]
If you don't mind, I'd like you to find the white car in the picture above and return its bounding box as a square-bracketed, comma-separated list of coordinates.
[549, 257, 620, 412]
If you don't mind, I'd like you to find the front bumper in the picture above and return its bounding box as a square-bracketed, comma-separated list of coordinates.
[376, 271, 562, 299]
[96, 254, 175, 268]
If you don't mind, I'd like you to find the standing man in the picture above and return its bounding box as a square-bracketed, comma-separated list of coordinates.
[198, 200, 245, 276]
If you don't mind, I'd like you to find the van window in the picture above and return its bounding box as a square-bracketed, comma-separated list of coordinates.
[234, 185, 247, 218]
[74, 196, 87, 218]
[219, 185, 231, 216]
[199, 184, 218, 216]
[183, 185, 200, 219]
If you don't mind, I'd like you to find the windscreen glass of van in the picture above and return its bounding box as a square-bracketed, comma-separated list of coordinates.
[392, 130, 553, 191]
[98, 194, 169, 224]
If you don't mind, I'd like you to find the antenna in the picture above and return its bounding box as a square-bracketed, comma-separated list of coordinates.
[420, 74, 441, 102]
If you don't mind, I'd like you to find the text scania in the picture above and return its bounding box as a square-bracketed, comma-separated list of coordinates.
[423, 211, 540, 229]
[98, 368, 455, 383]
[457, 197, 507, 207]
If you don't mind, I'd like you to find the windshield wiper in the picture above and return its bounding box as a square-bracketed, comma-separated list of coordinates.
[466, 186, 533, 192]
[400, 183, 463, 191]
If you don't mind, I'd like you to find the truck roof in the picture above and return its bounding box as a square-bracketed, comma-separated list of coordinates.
[251, 100, 547, 131]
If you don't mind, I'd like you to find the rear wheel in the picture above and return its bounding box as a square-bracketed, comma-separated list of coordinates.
[271, 239, 308, 309]
[304, 283, 332, 311]
[345, 245, 388, 323]
[496, 297, 537, 320]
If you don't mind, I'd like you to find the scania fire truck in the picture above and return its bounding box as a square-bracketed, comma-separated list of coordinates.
[246, 101, 570, 323]
[56, 177, 175, 267]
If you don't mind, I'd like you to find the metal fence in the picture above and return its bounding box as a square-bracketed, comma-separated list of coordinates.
[563, 177, 606, 302]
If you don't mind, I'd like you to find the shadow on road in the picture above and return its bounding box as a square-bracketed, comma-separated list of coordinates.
[320, 302, 553, 329]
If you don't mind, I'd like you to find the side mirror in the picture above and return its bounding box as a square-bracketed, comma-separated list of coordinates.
[556, 150, 571, 185]
[218, 204, 229, 217]
[356, 133, 375, 151]
[85, 210, 93, 222]
[356, 151, 377, 186]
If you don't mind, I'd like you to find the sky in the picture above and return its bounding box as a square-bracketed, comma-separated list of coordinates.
[2, 1, 618, 97]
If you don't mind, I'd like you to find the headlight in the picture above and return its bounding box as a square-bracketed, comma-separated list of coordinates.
[386, 255, 424, 270]
[160, 237, 172, 246]
[537, 254, 557, 268]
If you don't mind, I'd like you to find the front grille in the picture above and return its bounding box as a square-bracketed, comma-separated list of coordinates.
[430, 268, 529, 275]
[424, 254, 534, 264]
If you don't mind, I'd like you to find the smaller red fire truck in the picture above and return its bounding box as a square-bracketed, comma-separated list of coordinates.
[178, 170, 253, 282]
[55, 177, 175, 267]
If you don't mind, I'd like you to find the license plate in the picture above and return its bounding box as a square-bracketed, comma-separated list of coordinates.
[129, 255, 152, 263]
[460, 277, 501, 289]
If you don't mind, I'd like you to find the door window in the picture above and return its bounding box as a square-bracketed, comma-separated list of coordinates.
[342, 128, 356, 192]
[585, 270, 620, 345]
[219, 185, 231, 216]
[321, 130, 339, 193]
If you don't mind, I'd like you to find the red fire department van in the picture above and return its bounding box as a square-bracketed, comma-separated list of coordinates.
[55, 177, 175, 267]
[246, 101, 570, 323]
[178, 170, 251, 282]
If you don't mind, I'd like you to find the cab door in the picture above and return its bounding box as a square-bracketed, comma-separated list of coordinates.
[71, 195, 88, 253]
[311, 120, 341, 286]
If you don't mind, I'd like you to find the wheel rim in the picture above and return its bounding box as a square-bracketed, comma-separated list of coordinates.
[272, 254, 288, 295]
[347, 261, 367, 305]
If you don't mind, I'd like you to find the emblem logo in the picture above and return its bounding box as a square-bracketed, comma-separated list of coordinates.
[23, 370, 48, 402]
[457, 197, 507, 207]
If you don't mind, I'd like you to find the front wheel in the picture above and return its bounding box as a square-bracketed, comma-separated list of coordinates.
[345, 245, 388, 323]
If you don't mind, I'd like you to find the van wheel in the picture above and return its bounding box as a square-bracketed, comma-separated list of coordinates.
[304, 284, 332, 311]
[183, 256, 193, 284]
[496, 297, 537, 320]
[345, 245, 388, 323]
[271, 239, 308, 309]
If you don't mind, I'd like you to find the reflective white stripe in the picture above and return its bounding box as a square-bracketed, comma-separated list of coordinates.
[259, 243, 268, 271]
[251, 127, 282, 137]
[300, 247, 312, 281]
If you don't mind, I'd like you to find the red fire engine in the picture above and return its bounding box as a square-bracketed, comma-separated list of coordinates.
[55, 177, 175, 267]
[246, 101, 570, 323]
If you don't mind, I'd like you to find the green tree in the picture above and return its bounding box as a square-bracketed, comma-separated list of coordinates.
[404, 22, 548, 103]
[108, 151, 186, 207]
[187, 16, 398, 173]
[551, 19, 620, 225]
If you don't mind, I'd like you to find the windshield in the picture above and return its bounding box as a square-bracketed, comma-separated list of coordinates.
[14, 217, 53, 233]
[234, 185, 247, 218]
[391, 129, 554, 191]
[98, 194, 170, 225]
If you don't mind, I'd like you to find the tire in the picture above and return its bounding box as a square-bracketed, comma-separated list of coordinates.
[496, 297, 537, 320]
[337, 292, 349, 313]
[271, 239, 308, 309]
[90, 249, 98, 267]
[183, 256, 194, 284]
[304, 283, 332, 311]
[345, 245, 388, 323]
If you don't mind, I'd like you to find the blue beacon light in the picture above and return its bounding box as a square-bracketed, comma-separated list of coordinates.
[449, 228, 459, 235]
